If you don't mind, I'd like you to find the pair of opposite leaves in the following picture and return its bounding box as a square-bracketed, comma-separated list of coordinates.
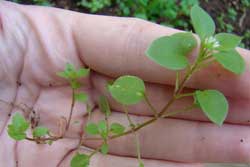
[109, 6, 245, 126]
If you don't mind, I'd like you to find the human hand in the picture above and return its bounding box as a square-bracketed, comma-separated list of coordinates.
[0, 1, 250, 166]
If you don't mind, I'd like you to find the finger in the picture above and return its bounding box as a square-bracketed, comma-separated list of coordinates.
[84, 111, 250, 163]
[92, 72, 250, 125]
[70, 8, 250, 99]
[61, 146, 203, 167]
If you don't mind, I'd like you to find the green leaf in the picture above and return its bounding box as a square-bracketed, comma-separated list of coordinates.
[101, 143, 109, 155]
[110, 123, 125, 135]
[146, 32, 197, 70]
[70, 80, 81, 89]
[65, 63, 76, 74]
[215, 33, 242, 51]
[213, 49, 245, 74]
[57, 64, 89, 80]
[98, 120, 107, 131]
[98, 95, 111, 116]
[98, 120, 108, 139]
[57, 71, 69, 79]
[77, 68, 90, 78]
[108, 75, 145, 105]
[32, 126, 49, 137]
[7, 113, 29, 141]
[195, 90, 228, 125]
[84, 123, 99, 135]
[7, 127, 27, 141]
[70, 153, 89, 167]
[191, 5, 215, 41]
[74, 92, 88, 102]
[139, 161, 144, 167]
[64, 63, 78, 80]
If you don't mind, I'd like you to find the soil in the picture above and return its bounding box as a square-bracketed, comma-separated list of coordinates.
[7, 0, 250, 48]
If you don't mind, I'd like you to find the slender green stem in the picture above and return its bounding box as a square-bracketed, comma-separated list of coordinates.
[123, 105, 142, 164]
[123, 105, 135, 128]
[89, 147, 100, 158]
[175, 92, 195, 99]
[104, 107, 109, 143]
[144, 94, 158, 117]
[25, 136, 63, 142]
[158, 45, 207, 116]
[161, 104, 197, 118]
[135, 132, 142, 164]
[174, 71, 180, 93]
[66, 89, 76, 130]
[86, 103, 92, 123]
[203, 55, 213, 61]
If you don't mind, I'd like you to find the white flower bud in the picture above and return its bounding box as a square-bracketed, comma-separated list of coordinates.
[204, 36, 220, 49]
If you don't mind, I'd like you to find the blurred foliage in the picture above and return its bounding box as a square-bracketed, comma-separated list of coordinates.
[77, 0, 111, 13]
[11, 0, 52, 6]
[77, 0, 199, 30]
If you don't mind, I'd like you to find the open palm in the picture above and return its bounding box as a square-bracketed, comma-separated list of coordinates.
[0, 1, 250, 167]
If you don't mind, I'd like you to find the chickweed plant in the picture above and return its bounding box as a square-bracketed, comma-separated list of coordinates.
[4, 5, 244, 167]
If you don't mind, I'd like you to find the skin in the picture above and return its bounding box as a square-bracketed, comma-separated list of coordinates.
[0, 1, 250, 166]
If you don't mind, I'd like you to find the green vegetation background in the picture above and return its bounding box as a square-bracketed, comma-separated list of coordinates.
[8, 0, 250, 49]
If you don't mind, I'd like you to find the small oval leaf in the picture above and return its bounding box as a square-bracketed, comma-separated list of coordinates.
[101, 143, 109, 155]
[32, 127, 49, 137]
[70, 153, 89, 167]
[191, 5, 215, 41]
[146, 32, 197, 70]
[77, 68, 90, 78]
[7, 113, 29, 141]
[98, 120, 108, 138]
[84, 123, 99, 135]
[195, 90, 228, 126]
[215, 33, 242, 51]
[110, 123, 125, 135]
[109, 75, 145, 105]
[74, 92, 88, 102]
[213, 49, 245, 74]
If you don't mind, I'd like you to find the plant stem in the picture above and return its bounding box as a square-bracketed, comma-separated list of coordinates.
[25, 136, 63, 142]
[66, 89, 76, 130]
[158, 45, 206, 116]
[123, 105, 135, 128]
[110, 117, 157, 140]
[89, 147, 100, 158]
[123, 105, 142, 164]
[144, 94, 158, 117]
[175, 92, 195, 99]
[161, 104, 197, 118]
[135, 132, 142, 164]
[83, 45, 210, 144]
[174, 71, 180, 93]
[104, 106, 109, 143]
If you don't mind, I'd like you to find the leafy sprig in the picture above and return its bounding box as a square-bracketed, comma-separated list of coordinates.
[5, 5, 245, 167]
